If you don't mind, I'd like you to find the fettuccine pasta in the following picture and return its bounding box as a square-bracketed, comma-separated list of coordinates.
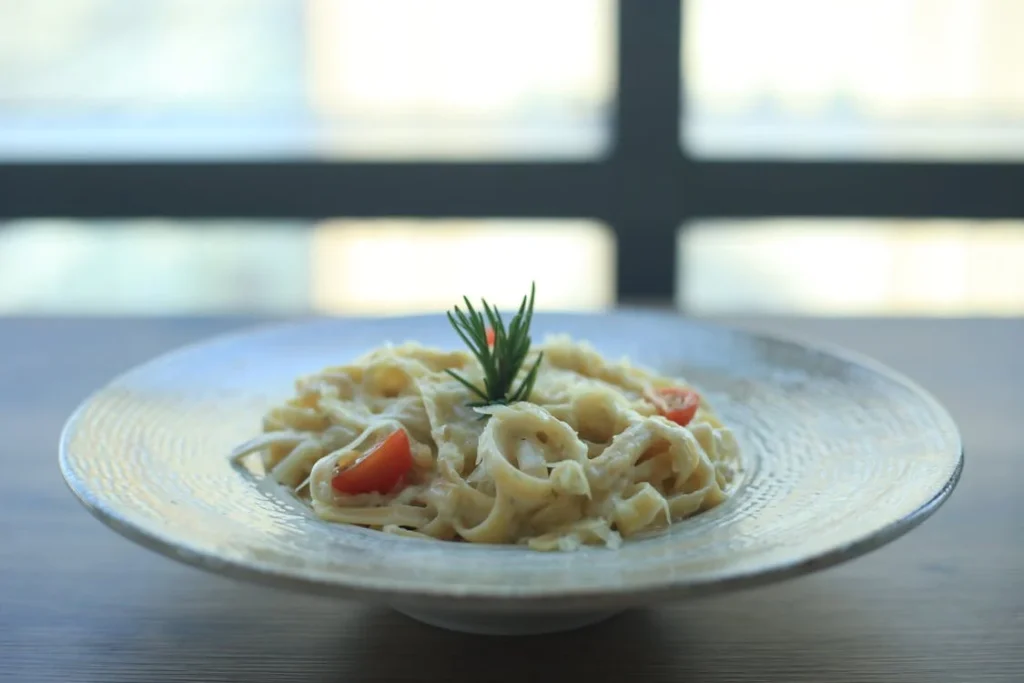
[231, 336, 739, 551]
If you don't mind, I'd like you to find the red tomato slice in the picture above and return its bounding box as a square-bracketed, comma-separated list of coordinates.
[654, 387, 701, 427]
[331, 429, 413, 495]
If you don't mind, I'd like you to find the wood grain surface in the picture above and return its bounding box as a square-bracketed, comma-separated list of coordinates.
[1, 316, 1021, 683]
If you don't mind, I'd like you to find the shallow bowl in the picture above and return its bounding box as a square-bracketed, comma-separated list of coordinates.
[59, 312, 962, 635]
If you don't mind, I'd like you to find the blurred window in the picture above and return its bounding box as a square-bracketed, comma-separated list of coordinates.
[681, 220, 1024, 315]
[0, 0, 614, 160]
[1, 1, 1021, 317]
[0, 219, 614, 314]
[684, 0, 1024, 159]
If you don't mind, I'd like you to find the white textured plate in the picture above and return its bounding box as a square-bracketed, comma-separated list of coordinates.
[60, 313, 962, 635]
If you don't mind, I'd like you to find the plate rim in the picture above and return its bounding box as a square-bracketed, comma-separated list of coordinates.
[58, 311, 964, 611]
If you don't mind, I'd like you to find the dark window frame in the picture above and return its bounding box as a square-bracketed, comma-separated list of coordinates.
[0, 0, 1021, 303]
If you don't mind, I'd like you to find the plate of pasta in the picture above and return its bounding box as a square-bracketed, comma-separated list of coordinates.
[60, 286, 962, 635]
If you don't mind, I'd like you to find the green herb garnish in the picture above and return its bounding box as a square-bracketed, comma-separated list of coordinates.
[445, 283, 543, 408]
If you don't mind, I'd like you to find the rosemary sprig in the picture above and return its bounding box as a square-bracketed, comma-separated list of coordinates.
[445, 283, 543, 408]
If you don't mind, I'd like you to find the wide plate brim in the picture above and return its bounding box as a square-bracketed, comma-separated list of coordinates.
[60, 312, 962, 613]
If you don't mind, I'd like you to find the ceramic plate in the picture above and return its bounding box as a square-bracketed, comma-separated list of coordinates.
[60, 313, 962, 635]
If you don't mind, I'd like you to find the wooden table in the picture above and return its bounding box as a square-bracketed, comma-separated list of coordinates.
[3, 317, 1021, 682]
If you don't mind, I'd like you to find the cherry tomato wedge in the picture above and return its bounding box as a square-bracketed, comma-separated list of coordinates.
[485, 327, 496, 346]
[654, 387, 701, 427]
[331, 429, 413, 495]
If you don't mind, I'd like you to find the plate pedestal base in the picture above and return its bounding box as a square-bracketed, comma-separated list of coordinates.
[391, 605, 623, 635]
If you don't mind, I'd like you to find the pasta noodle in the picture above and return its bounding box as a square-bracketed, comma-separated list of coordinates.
[231, 335, 739, 551]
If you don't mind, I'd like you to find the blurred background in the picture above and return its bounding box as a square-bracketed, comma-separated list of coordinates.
[1, 0, 1022, 316]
